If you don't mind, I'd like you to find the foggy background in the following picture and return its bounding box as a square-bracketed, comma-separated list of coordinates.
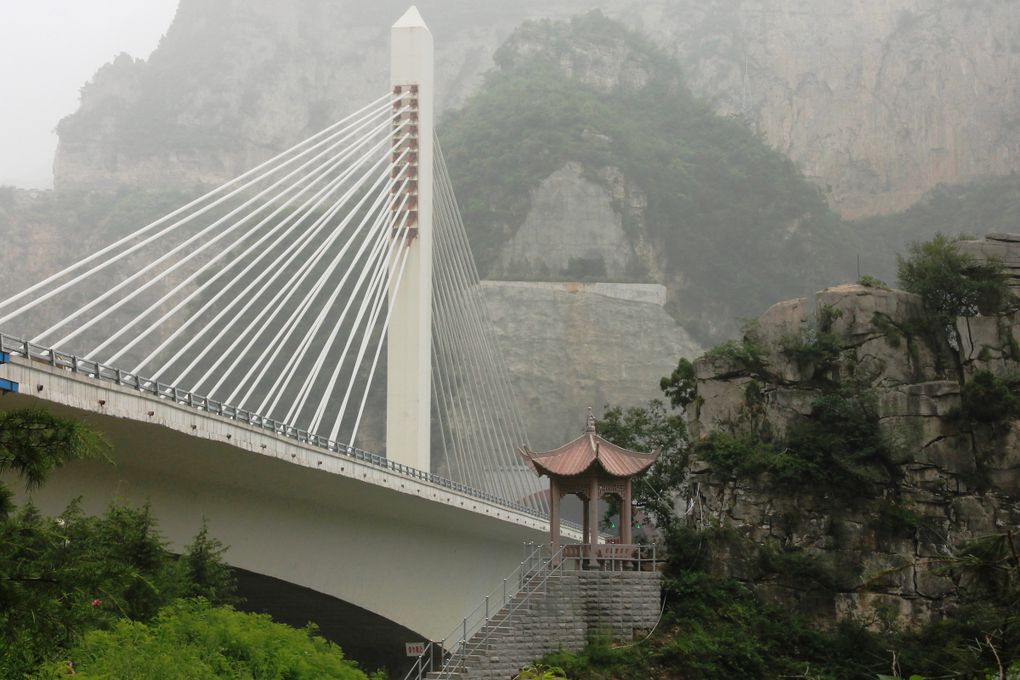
[0, 0, 178, 188]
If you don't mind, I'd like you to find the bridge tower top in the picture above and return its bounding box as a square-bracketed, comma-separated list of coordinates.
[387, 6, 434, 472]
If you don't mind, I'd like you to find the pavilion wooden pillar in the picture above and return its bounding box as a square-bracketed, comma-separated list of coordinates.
[621, 479, 633, 545]
[549, 477, 561, 552]
[587, 475, 600, 567]
[581, 495, 590, 546]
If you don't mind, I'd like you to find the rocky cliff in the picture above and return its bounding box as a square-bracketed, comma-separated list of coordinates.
[54, 0, 1020, 218]
[682, 234, 1020, 626]
[483, 282, 700, 450]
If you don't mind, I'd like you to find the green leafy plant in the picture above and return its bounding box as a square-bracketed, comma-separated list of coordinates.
[897, 234, 1014, 369]
[516, 662, 569, 679]
[961, 370, 1020, 424]
[31, 599, 378, 680]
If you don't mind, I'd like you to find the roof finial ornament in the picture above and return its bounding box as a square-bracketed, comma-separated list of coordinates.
[585, 406, 596, 433]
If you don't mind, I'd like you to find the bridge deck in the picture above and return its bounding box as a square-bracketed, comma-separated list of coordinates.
[0, 345, 580, 639]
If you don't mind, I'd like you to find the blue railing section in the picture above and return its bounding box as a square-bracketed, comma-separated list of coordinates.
[0, 332, 573, 526]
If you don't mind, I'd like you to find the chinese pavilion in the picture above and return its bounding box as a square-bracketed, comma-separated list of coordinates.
[519, 409, 659, 563]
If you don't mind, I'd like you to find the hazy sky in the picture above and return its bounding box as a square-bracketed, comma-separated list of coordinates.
[0, 0, 179, 189]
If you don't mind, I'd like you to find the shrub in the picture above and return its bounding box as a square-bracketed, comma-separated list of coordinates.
[962, 370, 1020, 423]
[32, 599, 377, 680]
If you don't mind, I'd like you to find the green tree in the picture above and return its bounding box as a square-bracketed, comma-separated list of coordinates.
[660, 358, 698, 411]
[32, 599, 379, 680]
[0, 408, 238, 677]
[0, 408, 110, 517]
[597, 399, 688, 530]
[896, 234, 1014, 369]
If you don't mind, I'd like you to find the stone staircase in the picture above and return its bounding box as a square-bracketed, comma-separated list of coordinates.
[424, 568, 661, 680]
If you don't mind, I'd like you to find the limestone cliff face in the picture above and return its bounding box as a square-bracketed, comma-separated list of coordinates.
[682, 235, 1020, 626]
[482, 281, 700, 450]
[490, 163, 643, 281]
[54, 0, 1020, 218]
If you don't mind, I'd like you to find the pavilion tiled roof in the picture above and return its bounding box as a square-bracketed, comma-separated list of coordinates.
[519, 409, 659, 479]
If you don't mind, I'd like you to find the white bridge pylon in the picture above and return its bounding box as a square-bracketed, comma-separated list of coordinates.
[0, 6, 548, 515]
[387, 6, 434, 473]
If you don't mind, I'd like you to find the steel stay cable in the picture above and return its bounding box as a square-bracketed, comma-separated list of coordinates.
[432, 179, 516, 500]
[180, 140, 408, 395]
[428, 209, 483, 490]
[254, 180, 410, 418]
[436, 149, 532, 447]
[305, 199, 412, 432]
[429, 316, 475, 488]
[338, 225, 407, 438]
[195, 149, 409, 400]
[0, 97, 401, 329]
[432, 204, 519, 502]
[40, 108, 403, 350]
[435, 149, 545, 510]
[432, 171, 530, 505]
[326, 206, 414, 441]
[431, 189, 505, 496]
[433, 180, 507, 496]
[0, 92, 399, 317]
[143, 143, 405, 383]
[91, 129, 394, 363]
[436, 143, 534, 451]
[304, 196, 413, 432]
[256, 178, 409, 416]
[430, 265, 498, 496]
[430, 375, 462, 484]
[348, 219, 417, 446]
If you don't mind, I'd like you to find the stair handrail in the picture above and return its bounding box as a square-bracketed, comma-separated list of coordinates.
[401, 541, 551, 680]
[429, 545, 568, 679]
[433, 544, 662, 679]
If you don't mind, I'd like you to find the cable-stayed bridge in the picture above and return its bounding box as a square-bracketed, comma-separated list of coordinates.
[0, 6, 578, 647]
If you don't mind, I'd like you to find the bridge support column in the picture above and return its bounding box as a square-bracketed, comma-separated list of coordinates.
[387, 6, 434, 472]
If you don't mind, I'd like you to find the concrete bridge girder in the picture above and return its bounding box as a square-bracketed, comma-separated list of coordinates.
[0, 358, 567, 640]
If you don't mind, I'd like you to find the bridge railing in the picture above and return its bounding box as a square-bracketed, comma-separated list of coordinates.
[0, 333, 582, 526]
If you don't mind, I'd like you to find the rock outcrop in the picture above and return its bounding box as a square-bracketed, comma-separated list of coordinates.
[53, 0, 1020, 219]
[683, 235, 1020, 627]
[482, 281, 700, 450]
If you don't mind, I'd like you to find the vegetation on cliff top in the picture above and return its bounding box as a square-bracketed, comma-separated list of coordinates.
[440, 11, 849, 338]
[566, 236, 1020, 679]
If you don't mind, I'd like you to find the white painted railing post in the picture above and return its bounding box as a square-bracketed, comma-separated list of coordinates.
[387, 6, 434, 472]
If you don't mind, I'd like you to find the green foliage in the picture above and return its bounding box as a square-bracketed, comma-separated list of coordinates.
[704, 337, 768, 374]
[859, 275, 890, 289]
[441, 12, 848, 339]
[696, 387, 893, 494]
[858, 174, 1020, 274]
[660, 358, 697, 411]
[897, 234, 1014, 362]
[545, 527, 1020, 680]
[784, 388, 895, 491]
[961, 370, 1020, 423]
[597, 400, 687, 530]
[516, 662, 569, 679]
[32, 599, 376, 680]
[0, 499, 238, 678]
[0, 409, 111, 514]
[179, 519, 238, 604]
[781, 325, 843, 381]
[0, 410, 240, 677]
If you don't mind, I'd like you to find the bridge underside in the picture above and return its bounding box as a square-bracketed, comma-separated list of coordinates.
[0, 375, 550, 640]
[233, 566, 418, 677]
